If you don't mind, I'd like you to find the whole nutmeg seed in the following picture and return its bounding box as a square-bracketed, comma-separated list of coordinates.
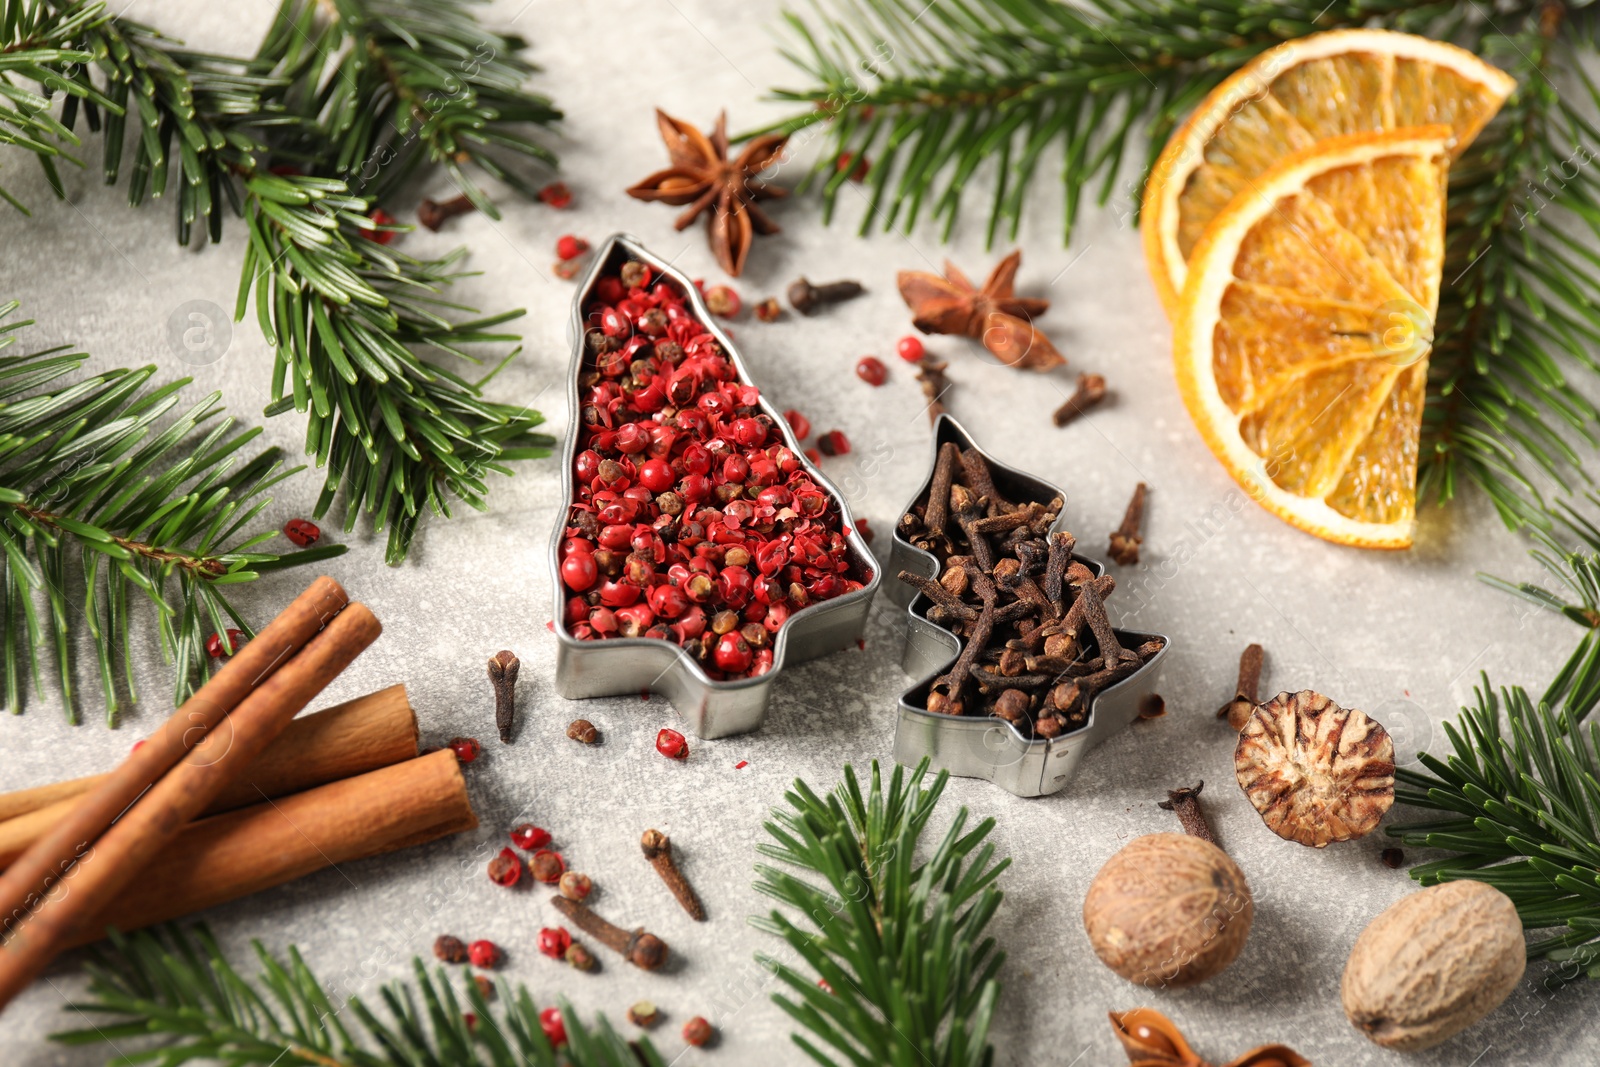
[1082, 832, 1253, 988]
[1342, 880, 1525, 1052]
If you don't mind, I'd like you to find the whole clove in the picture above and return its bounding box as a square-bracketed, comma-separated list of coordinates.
[550, 895, 668, 971]
[1217, 643, 1265, 730]
[1052, 372, 1108, 427]
[641, 828, 705, 921]
[418, 194, 477, 231]
[1107, 483, 1146, 566]
[1158, 781, 1215, 844]
[896, 443, 1162, 738]
[914, 358, 953, 423]
[488, 650, 520, 743]
[787, 276, 864, 314]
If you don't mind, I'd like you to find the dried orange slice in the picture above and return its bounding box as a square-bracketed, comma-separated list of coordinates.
[1173, 128, 1452, 548]
[1143, 29, 1513, 315]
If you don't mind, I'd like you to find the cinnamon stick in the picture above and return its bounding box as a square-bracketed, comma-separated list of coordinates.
[66, 749, 475, 948]
[0, 598, 381, 1008]
[0, 576, 349, 931]
[0, 686, 418, 869]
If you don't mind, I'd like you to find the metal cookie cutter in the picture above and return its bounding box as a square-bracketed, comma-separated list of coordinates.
[889, 414, 1170, 797]
[549, 234, 881, 740]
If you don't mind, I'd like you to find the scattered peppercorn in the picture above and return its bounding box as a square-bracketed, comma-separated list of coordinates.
[855, 518, 874, 544]
[754, 297, 782, 322]
[473, 974, 495, 1000]
[565, 942, 597, 971]
[558, 871, 593, 901]
[468, 939, 501, 968]
[855, 355, 888, 386]
[704, 285, 741, 318]
[835, 151, 869, 180]
[656, 727, 689, 760]
[1380, 847, 1406, 869]
[566, 718, 599, 744]
[557, 234, 590, 261]
[538, 926, 573, 959]
[283, 518, 321, 546]
[361, 208, 398, 244]
[540, 1005, 568, 1047]
[804, 448, 821, 464]
[539, 181, 573, 209]
[783, 409, 812, 439]
[205, 629, 248, 658]
[433, 935, 469, 964]
[627, 1000, 661, 1028]
[448, 736, 482, 763]
[817, 430, 851, 456]
[682, 1016, 714, 1047]
[553, 258, 584, 280]
[510, 823, 551, 851]
[531, 849, 566, 883]
[896, 335, 926, 363]
[488, 847, 523, 887]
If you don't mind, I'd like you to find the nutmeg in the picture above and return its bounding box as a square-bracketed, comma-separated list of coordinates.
[1082, 832, 1253, 988]
[1342, 880, 1525, 1051]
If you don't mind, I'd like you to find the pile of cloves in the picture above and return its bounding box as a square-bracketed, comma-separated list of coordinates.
[896, 442, 1162, 738]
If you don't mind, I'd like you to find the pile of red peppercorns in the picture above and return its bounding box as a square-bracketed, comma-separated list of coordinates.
[559, 260, 870, 680]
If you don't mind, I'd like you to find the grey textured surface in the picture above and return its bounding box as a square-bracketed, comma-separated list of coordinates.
[1, 1, 1596, 1063]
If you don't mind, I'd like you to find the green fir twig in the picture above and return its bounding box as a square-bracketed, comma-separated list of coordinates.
[0, 301, 344, 725]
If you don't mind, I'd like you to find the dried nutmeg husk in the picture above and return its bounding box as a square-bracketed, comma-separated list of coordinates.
[1235, 689, 1394, 847]
[1083, 832, 1253, 988]
[1342, 880, 1525, 1052]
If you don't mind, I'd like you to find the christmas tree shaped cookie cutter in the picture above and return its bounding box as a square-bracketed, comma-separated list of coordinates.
[888, 414, 1170, 796]
[549, 233, 880, 740]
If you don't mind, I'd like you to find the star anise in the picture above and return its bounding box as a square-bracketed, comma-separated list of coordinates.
[626, 110, 788, 277]
[896, 250, 1065, 371]
[1110, 1009, 1309, 1067]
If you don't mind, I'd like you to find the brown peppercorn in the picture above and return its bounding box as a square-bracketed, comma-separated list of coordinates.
[1380, 847, 1405, 869]
[627, 1000, 661, 1028]
[682, 1015, 715, 1047]
[567, 718, 599, 744]
[433, 935, 469, 964]
[558, 870, 593, 901]
[531, 850, 565, 883]
[565, 942, 597, 972]
[473, 974, 496, 1000]
[620, 261, 650, 288]
[754, 297, 782, 322]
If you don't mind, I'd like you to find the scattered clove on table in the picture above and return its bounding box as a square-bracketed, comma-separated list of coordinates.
[641, 829, 705, 921]
[1107, 483, 1146, 566]
[487, 651, 519, 743]
[1217, 643, 1265, 730]
[896, 444, 1162, 739]
[1052, 372, 1108, 427]
[914, 358, 954, 424]
[550, 895, 668, 971]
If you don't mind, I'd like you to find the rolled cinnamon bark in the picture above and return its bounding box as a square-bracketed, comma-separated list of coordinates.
[0, 576, 349, 930]
[0, 600, 382, 1007]
[0, 685, 418, 869]
[67, 749, 476, 948]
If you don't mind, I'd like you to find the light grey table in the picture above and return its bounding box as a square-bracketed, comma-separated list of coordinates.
[1, 2, 1595, 1064]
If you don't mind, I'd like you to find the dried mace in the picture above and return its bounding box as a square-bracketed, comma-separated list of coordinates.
[1083, 782, 1252, 988]
[487, 650, 519, 743]
[896, 250, 1064, 371]
[626, 110, 787, 277]
[1109, 1008, 1307, 1067]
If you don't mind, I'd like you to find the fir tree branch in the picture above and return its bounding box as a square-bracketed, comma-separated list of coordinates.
[0, 301, 344, 725]
[1, 0, 560, 563]
[752, 759, 1008, 1067]
[50, 924, 665, 1066]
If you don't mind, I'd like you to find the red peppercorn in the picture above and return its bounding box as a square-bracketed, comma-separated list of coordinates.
[638, 457, 676, 493]
[540, 1006, 567, 1048]
[488, 847, 522, 887]
[656, 727, 689, 760]
[205, 629, 248, 658]
[817, 430, 851, 456]
[896, 335, 926, 362]
[714, 632, 753, 673]
[283, 518, 321, 546]
[531, 849, 565, 883]
[783, 410, 811, 439]
[804, 448, 822, 464]
[468, 939, 501, 968]
[556, 234, 589, 261]
[683, 1016, 714, 1047]
[449, 736, 482, 763]
[510, 824, 551, 850]
[855, 356, 888, 386]
[361, 208, 398, 245]
[539, 182, 573, 209]
[704, 285, 741, 318]
[537, 926, 572, 959]
[561, 551, 598, 592]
